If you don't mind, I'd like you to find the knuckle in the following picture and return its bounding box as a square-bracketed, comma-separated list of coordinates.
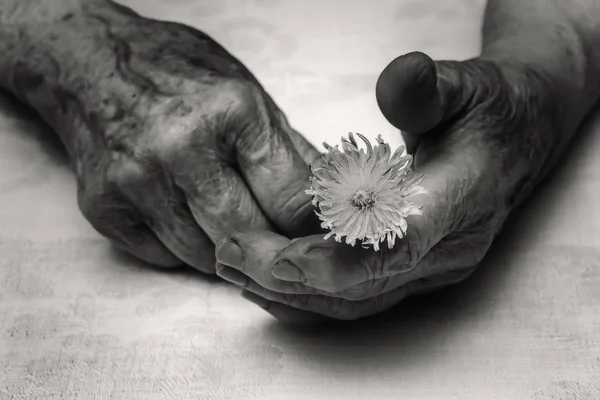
[210, 79, 261, 128]
[218, 79, 259, 111]
[150, 121, 198, 163]
[105, 157, 151, 191]
[219, 80, 274, 144]
[153, 81, 265, 163]
[77, 179, 143, 245]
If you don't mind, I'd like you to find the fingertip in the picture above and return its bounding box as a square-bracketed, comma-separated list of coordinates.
[272, 235, 373, 294]
[215, 238, 244, 268]
[273, 234, 326, 265]
[376, 51, 444, 134]
[271, 260, 307, 283]
[216, 263, 250, 287]
[271, 234, 325, 281]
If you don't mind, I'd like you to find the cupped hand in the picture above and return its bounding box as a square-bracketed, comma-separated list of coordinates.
[0, 1, 321, 273]
[215, 52, 564, 321]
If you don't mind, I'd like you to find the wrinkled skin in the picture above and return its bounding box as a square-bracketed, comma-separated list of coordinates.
[0, 1, 575, 321]
[215, 53, 569, 321]
[0, 0, 321, 273]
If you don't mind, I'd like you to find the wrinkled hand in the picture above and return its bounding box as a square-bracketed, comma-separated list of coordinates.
[0, 0, 320, 273]
[215, 52, 566, 321]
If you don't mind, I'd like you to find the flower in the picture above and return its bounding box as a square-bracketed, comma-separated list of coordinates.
[306, 133, 427, 251]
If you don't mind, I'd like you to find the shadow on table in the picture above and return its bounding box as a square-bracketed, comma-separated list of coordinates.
[257, 98, 600, 368]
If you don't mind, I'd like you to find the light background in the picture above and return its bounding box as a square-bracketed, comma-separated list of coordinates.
[1, 1, 600, 399]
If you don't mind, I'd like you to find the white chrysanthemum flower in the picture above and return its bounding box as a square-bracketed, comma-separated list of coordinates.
[306, 133, 427, 251]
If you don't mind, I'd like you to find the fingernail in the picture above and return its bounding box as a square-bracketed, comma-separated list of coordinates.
[215, 240, 244, 267]
[216, 264, 249, 287]
[272, 260, 305, 282]
[241, 290, 271, 309]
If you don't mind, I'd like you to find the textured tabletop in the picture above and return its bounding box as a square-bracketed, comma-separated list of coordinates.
[1, 1, 599, 399]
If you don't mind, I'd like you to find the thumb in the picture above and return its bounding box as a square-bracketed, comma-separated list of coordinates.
[375, 52, 466, 152]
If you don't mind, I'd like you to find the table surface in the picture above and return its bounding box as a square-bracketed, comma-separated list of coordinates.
[2, 1, 600, 399]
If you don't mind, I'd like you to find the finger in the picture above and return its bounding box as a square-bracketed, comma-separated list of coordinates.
[214, 230, 325, 295]
[233, 89, 322, 237]
[215, 233, 476, 320]
[376, 52, 468, 152]
[216, 229, 486, 301]
[275, 108, 322, 166]
[148, 202, 216, 274]
[237, 271, 428, 320]
[112, 160, 216, 273]
[241, 290, 331, 325]
[86, 209, 183, 268]
[78, 181, 182, 268]
[216, 264, 339, 318]
[108, 223, 183, 268]
[239, 263, 475, 321]
[271, 131, 493, 293]
[216, 229, 400, 299]
[171, 155, 275, 244]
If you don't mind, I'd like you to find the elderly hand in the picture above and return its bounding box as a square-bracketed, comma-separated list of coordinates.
[215, 52, 571, 321]
[0, 0, 320, 273]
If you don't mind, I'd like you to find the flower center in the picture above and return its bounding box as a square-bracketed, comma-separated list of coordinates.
[351, 190, 375, 209]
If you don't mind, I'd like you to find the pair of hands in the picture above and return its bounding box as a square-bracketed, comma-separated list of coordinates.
[14, 3, 554, 321]
[82, 36, 550, 321]
[214, 55, 551, 322]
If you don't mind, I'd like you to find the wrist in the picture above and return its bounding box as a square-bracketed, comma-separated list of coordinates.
[480, 19, 599, 135]
[475, 59, 574, 213]
[479, 35, 600, 210]
[0, 0, 126, 157]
